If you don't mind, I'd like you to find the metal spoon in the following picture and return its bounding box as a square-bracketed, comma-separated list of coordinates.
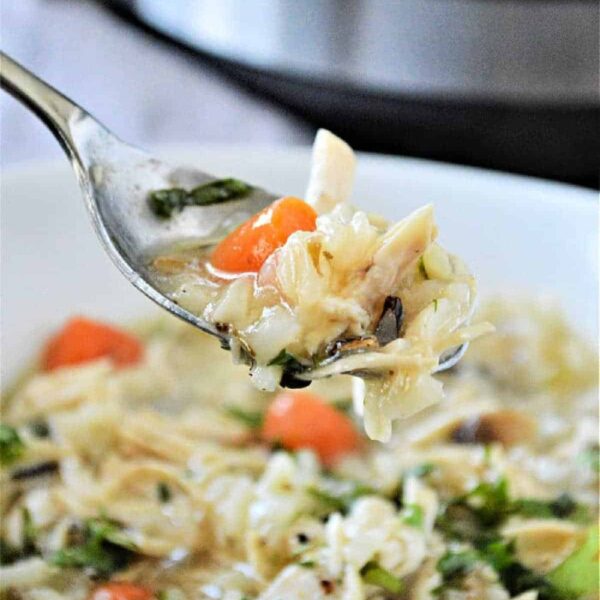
[0, 52, 465, 378]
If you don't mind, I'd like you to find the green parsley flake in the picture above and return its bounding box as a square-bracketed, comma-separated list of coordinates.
[437, 549, 479, 581]
[298, 560, 316, 569]
[464, 477, 512, 526]
[267, 349, 299, 366]
[437, 534, 581, 599]
[225, 406, 264, 430]
[332, 398, 353, 414]
[418, 256, 429, 279]
[514, 493, 590, 522]
[405, 463, 435, 479]
[267, 349, 311, 389]
[50, 517, 137, 578]
[22, 508, 36, 554]
[308, 480, 375, 515]
[0, 424, 25, 466]
[402, 504, 424, 528]
[360, 561, 403, 593]
[148, 178, 253, 219]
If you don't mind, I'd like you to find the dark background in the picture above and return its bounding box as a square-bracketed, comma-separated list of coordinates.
[2, 0, 598, 188]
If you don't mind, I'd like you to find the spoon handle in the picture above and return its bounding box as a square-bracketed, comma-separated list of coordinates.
[0, 52, 89, 163]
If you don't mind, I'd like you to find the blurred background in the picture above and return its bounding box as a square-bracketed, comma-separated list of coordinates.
[2, 0, 599, 187]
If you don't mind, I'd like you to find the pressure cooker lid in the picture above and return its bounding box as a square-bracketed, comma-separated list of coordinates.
[113, 0, 599, 106]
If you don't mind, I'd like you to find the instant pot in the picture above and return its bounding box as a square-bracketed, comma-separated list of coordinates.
[108, 0, 599, 186]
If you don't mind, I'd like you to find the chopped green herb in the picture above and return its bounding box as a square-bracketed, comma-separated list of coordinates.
[435, 503, 482, 543]
[0, 424, 25, 466]
[22, 508, 36, 554]
[441, 477, 513, 528]
[360, 561, 403, 593]
[436, 480, 593, 598]
[268, 349, 311, 389]
[225, 405, 264, 430]
[478, 538, 514, 572]
[418, 256, 429, 279]
[157, 482, 172, 503]
[437, 549, 479, 581]
[432, 298, 439, 311]
[513, 498, 554, 518]
[500, 561, 568, 600]
[402, 504, 424, 528]
[437, 478, 508, 540]
[148, 178, 253, 219]
[443, 478, 586, 536]
[148, 188, 186, 218]
[511, 493, 589, 524]
[308, 487, 348, 513]
[405, 463, 435, 479]
[91, 518, 136, 550]
[460, 476, 512, 526]
[50, 517, 137, 578]
[437, 480, 592, 561]
[438, 538, 570, 599]
[190, 178, 250, 203]
[331, 398, 353, 414]
[268, 349, 300, 367]
[298, 560, 316, 569]
[308, 479, 376, 515]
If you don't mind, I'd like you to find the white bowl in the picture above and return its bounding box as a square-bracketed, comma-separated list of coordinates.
[2, 145, 597, 383]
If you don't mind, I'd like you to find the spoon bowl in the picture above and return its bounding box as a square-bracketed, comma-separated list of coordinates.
[0, 51, 465, 378]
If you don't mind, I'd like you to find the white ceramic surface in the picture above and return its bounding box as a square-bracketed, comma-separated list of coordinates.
[2, 145, 598, 383]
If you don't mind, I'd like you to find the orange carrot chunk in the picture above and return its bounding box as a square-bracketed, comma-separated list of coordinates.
[43, 317, 143, 371]
[211, 196, 317, 273]
[88, 583, 153, 600]
[261, 391, 360, 465]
